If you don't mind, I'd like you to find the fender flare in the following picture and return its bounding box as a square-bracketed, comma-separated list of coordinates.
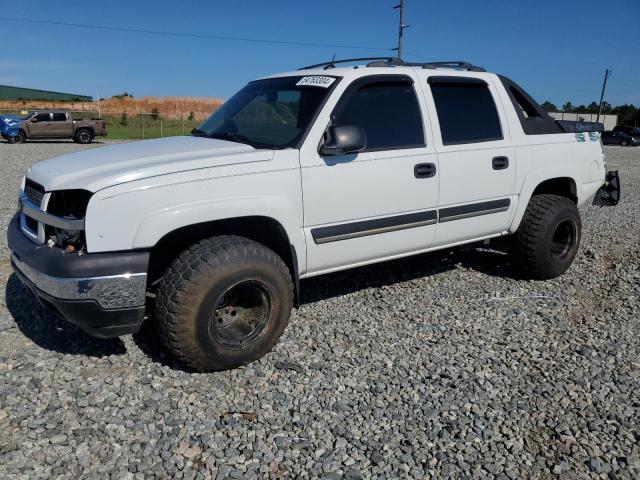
[132, 195, 306, 272]
[509, 169, 579, 233]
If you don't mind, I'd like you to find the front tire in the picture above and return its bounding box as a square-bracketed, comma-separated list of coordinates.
[14, 130, 26, 143]
[513, 194, 581, 279]
[155, 236, 294, 372]
[621, 140, 628, 147]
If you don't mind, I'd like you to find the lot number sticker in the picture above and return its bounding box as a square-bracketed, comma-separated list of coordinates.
[296, 76, 336, 88]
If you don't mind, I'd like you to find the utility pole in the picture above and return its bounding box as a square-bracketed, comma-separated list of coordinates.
[596, 68, 611, 124]
[393, 0, 409, 60]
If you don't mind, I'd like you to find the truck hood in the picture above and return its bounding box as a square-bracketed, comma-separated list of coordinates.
[27, 136, 272, 192]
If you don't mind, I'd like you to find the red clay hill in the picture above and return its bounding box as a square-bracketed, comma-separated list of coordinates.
[0, 95, 224, 120]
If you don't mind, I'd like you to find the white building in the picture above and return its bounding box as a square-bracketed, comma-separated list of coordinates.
[548, 112, 618, 131]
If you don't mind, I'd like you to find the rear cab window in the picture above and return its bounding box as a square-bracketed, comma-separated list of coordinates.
[428, 76, 503, 145]
[52, 113, 68, 121]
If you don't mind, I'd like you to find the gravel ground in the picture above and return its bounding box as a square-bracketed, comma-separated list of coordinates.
[0, 141, 638, 479]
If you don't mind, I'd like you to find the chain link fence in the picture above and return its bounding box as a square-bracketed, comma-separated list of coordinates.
[0, 109, 203, 140]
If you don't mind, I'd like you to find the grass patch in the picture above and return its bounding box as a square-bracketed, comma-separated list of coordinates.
[102, 115, 201, 140]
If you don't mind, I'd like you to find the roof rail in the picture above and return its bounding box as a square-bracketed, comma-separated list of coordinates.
[299, 58, 485, 72]
[401, 61, 486, 72]
[299, 57, 398, 70]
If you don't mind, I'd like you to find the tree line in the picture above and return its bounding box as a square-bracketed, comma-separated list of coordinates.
[541, 101, 640, 126]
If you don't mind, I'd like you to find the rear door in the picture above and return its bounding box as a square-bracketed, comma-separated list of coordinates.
[51, 112, 74, 137]
[423, 75, 516, 246]
[300, 74, 439, 275]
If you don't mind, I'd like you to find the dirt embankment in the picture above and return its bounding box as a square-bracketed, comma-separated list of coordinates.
[0, 96, 224, 120]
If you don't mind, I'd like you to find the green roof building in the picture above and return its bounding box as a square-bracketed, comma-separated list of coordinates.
[0, 85, 92, 102]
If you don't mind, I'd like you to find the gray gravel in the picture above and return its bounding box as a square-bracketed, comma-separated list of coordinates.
[0, 141, 638, 479]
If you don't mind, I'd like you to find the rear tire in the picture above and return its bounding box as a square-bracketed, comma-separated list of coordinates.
[513, 194, 581, 279]
[155, 235, 294, 372]
[75, 129, 93, 144]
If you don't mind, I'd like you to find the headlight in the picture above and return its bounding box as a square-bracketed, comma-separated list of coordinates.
[46, 189, 92, 252]
[47, 189, 92, 218]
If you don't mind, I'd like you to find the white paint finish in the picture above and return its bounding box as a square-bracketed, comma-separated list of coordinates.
[415, 71, 517, 244]
[432, 200, 516, 247]
[85, 149, 306, 274]
[299, 231, 505, 279]
[26, 136, 261, 192]
[298, 69, 440, 273]
[19, 63, 607, 283]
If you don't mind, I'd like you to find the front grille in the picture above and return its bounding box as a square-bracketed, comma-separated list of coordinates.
[24, 179, 44, 207]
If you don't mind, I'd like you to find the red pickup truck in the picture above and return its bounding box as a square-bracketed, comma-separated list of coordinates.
[13, 110, 107, 144]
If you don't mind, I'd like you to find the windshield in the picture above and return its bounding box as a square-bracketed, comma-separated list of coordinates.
[195, 76, 338, 149]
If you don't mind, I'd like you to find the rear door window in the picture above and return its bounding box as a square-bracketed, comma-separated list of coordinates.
[52, 113, 67, 121]
[429, 78, 502, 145]
[34, 113, 51, 122]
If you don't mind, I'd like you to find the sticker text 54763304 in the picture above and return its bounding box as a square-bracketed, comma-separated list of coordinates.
[296, 76, 336, 88]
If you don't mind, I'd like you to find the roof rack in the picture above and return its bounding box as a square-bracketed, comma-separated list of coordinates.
[400, 61, 486, 72]
[299, 57, 398, 70]
[299, 58, 485, 72]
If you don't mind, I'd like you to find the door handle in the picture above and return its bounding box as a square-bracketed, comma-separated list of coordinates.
[414, 163, 436, 178]
[492, 156, 509, 170]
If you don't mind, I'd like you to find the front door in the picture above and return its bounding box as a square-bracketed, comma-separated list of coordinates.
[28, 112, 53, 138]
[422, 75, 516, 246]
[300, 75, 439, 275]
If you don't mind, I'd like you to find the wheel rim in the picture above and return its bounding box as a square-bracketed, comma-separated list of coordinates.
[550, 219, 576, 260]
[80, 131, 90, 142]
[209, 281, 272, 349]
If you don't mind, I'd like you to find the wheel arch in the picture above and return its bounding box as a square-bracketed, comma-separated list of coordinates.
[148, 215, 301, 306]
[510, 174, 579, 233]
[76, 126, 95, 136]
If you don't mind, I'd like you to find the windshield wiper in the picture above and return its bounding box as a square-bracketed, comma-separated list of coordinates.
[208, 131, 254, 145]
[198, 130, 276, 149]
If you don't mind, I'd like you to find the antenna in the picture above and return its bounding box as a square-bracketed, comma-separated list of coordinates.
[596, 68, 612, 125]
[393, 0, 409, 60]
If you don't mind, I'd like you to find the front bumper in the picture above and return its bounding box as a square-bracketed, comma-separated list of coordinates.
[7, 214, 149, 338]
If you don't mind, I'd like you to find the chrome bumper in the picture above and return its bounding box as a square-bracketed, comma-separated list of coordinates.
[11, 252, 147, 310]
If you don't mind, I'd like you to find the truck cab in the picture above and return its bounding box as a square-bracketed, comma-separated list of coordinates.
[15, 110, 106, 144]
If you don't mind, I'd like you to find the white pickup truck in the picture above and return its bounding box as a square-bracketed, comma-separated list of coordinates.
[8, 58, 620, 371]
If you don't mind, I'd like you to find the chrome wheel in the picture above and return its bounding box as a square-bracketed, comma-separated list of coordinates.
[209, 281, 272, 349]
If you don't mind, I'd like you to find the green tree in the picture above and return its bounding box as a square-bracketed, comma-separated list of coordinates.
[150, 107, 160, 121]
[541, 101, 557, 112]
[120, 112, 128, 126]
[587, 102, 599, 113]
[612, 104, 639, 125]
[562, 102, 574, 113]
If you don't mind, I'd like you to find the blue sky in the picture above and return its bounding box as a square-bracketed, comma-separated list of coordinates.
[1, 0, 638, 106]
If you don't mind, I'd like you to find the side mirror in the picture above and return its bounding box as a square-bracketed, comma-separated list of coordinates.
[319, 125, 367, 156]
[31, 118, 38, 123]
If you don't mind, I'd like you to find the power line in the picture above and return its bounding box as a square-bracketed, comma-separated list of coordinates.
[0, 16, 394, 52]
